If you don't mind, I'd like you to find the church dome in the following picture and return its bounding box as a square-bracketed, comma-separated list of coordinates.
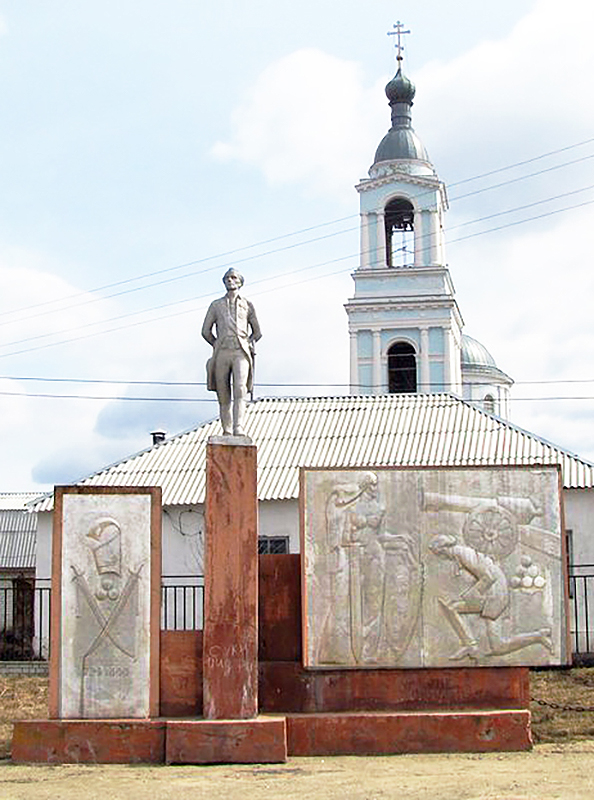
[461, 334, 513, 385]
[385, 70, 416, 104]
[374, 127, 429, 163]
[372, 67, 431, 166]
[461, 335, 497, 370]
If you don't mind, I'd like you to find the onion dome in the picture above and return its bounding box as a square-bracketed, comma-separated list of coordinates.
[385, 69, 416, 104]
[373, 67, 430, 165]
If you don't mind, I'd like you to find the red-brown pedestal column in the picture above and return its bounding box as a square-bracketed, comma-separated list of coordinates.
[203, 441, 258, 719]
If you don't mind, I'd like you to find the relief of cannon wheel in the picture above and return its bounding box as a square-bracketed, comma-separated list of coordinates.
[463, 504, 518, 559]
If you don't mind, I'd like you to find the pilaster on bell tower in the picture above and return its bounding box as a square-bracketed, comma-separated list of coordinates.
[345, 24, 463, 397]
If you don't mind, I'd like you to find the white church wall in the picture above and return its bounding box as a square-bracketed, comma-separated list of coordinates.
[259, 499, 300, 554]
[35, 511, 52, 585]
[161, 505, 204, 579]
[563, 488, 594, 654]
[36, 490, 592, 573]
[564, 489, 594, 566]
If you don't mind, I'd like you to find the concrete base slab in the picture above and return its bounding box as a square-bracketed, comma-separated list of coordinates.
[286, 709, 532, 756]
[166, 716, 287, 764]
[12, 719, 166, 764]
[12, 710, 530, 762]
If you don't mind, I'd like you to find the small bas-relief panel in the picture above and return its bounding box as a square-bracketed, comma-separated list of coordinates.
[302, 466, 567, 669]
[60, 493, 153, 718]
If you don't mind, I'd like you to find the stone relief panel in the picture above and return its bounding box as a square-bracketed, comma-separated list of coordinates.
[301, 466, 568, 669]
[59, 493, 153, 718]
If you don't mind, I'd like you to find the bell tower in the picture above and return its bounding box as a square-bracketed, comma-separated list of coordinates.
[345, 25, 463, 396]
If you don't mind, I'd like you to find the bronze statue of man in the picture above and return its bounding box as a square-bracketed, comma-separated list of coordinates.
[201, 269, 262, 436]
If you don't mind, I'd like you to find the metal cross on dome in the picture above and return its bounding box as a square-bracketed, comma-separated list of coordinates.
[387, 20, 410, 62]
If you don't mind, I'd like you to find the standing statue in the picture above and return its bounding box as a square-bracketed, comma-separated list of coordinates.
[201, 268, 262, 437]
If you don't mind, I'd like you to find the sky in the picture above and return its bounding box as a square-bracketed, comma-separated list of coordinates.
[1, 0, 594, 492]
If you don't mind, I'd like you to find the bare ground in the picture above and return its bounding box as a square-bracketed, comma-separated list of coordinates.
[0, 671, 593, 800]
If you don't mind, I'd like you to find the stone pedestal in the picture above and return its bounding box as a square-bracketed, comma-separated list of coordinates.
[202, 441, 258, 720]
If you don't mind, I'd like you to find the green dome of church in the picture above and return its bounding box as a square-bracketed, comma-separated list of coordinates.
[373, 67, 430, 165]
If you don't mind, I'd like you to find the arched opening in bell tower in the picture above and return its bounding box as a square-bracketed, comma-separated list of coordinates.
[385, 198, 414, 268]
[387, 341, 417, 393]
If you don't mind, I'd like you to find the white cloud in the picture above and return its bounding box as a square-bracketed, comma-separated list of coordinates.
[211, 48, 385, 198]
[0, 247, 211, 490]
[415, 0, 594, 178]
[0, 15, 7, 36]
[211, 0, 594, 463]
[253, 270, 351, 394]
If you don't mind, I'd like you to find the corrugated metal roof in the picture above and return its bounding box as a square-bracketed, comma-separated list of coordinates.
[0, 509, 37, 569]
[0, 492, 42, 511]
[32, 394, 594, 511]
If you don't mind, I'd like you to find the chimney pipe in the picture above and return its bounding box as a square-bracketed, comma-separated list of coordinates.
[151, 430, 166, 446]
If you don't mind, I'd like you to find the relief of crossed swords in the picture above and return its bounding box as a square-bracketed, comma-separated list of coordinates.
[71, 563, 144, 716]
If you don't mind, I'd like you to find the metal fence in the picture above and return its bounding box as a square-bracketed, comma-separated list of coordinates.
[569, 564, 594, 657]
[161, 577, 205, 631]
[1, 570, 594, 662]
[0, 579, 205, 662]
[0, 583, 51, 661]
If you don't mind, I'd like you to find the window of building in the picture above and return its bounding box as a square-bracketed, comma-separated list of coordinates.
[385, 198, 414, 268]
[483, 395, 495, 414]
[388, 342, 417, 393]
[258, 536, 289, 555]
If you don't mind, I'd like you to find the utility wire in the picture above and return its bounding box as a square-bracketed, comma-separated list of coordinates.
[1, 168, 592, 342]
[449, 152, 594, 202]
[1, 136, 593, 323]
[446, 136, 594, 187]
[0, 216, 357, 322]
[0, 389, 592, 403]
[1, 190, 593, 358]
[3, 375, 594, 388]
[3, 177, 592, 334]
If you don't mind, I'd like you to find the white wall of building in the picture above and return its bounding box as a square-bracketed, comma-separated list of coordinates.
[560, 488, 594, 654]
[564, 489, 594, 566]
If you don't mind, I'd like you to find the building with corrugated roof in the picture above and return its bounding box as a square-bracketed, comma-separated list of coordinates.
[34, 393, 594, 578]
[31, 50, 594, 654]
[0, 493, 37, 575]
[0, 493, 38, 659]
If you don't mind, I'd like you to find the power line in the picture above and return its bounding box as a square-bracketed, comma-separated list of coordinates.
[0, 223, 360, 330]
[0, 216, 357, 322]
[449, 153, 594, 203]
[3, 176, 592, 349]
[0, 388, 593, 403]
[447, 137, 594, 188]
[3, 374, 594, 388]
[1, 136, 593, 324]
[0, 162, 590, 346]
[1, 189, 592, 360]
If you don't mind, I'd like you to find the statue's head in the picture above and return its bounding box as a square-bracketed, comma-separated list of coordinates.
[223, 268, 244, 289]
[358, 472, 378, 498]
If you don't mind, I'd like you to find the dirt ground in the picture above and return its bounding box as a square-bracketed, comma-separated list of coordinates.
[0, 671, 593, 800]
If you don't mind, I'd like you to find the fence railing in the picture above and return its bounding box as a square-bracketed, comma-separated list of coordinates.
[0, 579, 205, 662]
[161, 577, 205, 631]
[569, 564, 594, 657]
[2, 569, 594, 661]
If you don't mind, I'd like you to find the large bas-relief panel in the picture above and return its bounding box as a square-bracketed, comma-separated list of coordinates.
[53, 488, 160, 719]
[301, 466, 568, 669]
